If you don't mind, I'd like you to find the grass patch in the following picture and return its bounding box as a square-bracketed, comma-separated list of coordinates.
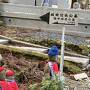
[64, 61, 81, 74]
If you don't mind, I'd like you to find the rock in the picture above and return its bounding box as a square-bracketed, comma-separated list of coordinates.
[74, 73, 89, 80]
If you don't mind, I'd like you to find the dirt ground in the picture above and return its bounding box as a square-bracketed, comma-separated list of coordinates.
[0, 49, 46, 89]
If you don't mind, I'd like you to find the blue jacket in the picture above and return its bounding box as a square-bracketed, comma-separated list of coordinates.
[48, 46, 59, 56]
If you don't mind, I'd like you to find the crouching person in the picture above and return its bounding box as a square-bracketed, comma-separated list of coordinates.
[44, 56, 60, 80]
[0, 66, 12, 90]
[44, 46, 60, 80]
[6, 70, 19, 90]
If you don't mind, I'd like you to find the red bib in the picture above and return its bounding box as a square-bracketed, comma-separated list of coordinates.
[0, 80, 12, 90]
[8, 81, 19, 90]
[53, 63, 59, 73]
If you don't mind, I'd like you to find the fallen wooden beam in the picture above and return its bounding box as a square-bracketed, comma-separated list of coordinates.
[0, 35, 88, 59]
[0, 44, 49, 60]
[0, 44, 89, 67]
[0, 44, 82, 73]
[9, 46, 48, 53]
[0, 35, 48, 49]
[0, 39, 9, 44]
[64, 56, 89, 67]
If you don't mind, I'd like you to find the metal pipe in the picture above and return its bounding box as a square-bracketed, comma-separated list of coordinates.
[59, 27, 65, 78]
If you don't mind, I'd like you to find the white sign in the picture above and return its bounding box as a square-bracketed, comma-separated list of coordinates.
[49, 11, 78, 25]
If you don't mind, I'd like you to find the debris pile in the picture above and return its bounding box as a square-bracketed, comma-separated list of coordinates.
[0, 50, 45, 83]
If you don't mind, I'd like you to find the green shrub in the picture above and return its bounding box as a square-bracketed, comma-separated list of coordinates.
[29, 76, 63, 90]
[64, 61, 81, 74]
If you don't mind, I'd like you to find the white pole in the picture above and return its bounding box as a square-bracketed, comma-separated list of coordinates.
[59, 27, 65, 79]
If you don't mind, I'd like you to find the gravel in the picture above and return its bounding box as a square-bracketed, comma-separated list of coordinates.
[65, 76, 90, 90]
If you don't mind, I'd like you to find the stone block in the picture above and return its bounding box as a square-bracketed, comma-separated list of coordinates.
[74, 73, 88, 80]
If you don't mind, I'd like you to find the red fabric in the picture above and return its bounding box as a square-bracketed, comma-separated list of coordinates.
[6, 70, 15, 77]
[8, 81, 19, 90]
[0, 67, 4, 72]
[0, 80, 12, 90]
[53, 63, 59, 73]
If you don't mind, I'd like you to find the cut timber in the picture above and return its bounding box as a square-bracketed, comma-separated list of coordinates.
[0, 44, 82, 73]
[0, 44, 88, 67]
[0, 37, 88, 67]
[0, 39, 9, 44]
[64, 56, 89, 67]
[0, 35, 88, 58]
[0, 44, 49, 60]
[65, 51, 88, 58]
[0, 35, 48, 49]
[9, 46, 48, 53]
[0, 54, 2, 61]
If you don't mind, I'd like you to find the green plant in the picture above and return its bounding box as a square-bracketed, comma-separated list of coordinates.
[29, 83, 39, 90]
[64, 61, 81, 74]
[79, 45, 90, 55]
[29, 76, 63, 90]
[41, 78, 63, 90]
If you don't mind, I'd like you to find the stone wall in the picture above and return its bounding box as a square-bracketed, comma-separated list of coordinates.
[0, 3, 90, 38]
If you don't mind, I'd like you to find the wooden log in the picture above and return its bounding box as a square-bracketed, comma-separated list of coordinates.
[0, 44, 88, 66]
[0, 54, 2, 61]
[0, 35, 88, 58]
[0, 35, 48, 49]
[0, 39, 9, 44]
[9, 46, 48, 53]
[0, 44, 48, 60]
[0, 44, 82, 73]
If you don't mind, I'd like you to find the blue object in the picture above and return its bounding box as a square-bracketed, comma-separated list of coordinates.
[48, 46, 59, 56]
